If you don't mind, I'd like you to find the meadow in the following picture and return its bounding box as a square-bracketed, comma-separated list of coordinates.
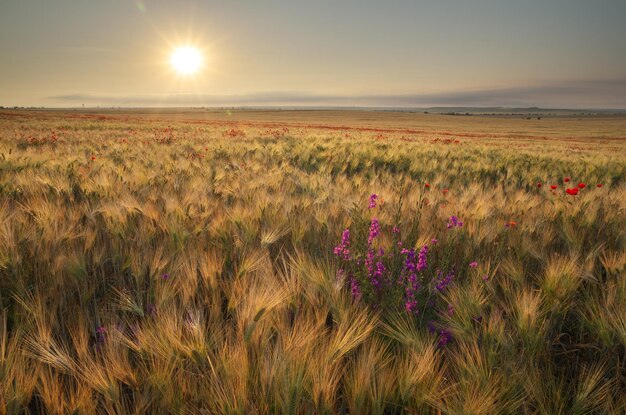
[0, 109, 625, 414]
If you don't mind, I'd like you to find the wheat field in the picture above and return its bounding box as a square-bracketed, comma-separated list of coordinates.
[0, 109, 625, 414]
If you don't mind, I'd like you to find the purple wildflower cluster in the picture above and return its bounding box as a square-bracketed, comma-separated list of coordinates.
[435, 269, 455, 292]
[368, 193, 378, 209]
[417, 245, 428, 272]
[400, 244, 428, 313]
[334, 212, 437, 315]
[447, 215, 463, 229]
[333, 229, 351, 260]
[365, 218, 386, 290]
[334, 228, 363, 299]
[350, 276, 362, 299]
[367, 218, 381, 245]
[332, 195, 470, 349]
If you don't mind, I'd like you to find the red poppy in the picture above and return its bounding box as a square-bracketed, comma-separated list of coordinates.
[577, 183, 586, 189]
[91, 156, 96, 161]
[550, 185, 557, 190]
[564, 177, 571, 183]
[425, 183, 430, 188]
[596, 184, 603, 188]
[442, 189, 448, 194]
[566, 188, 579, 195]
[537, 182, 542, 188]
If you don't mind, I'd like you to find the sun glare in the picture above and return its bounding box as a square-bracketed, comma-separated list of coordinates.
[170, 46, 203, 75]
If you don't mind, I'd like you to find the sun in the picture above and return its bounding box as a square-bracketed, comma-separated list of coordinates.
[170, 46, 203, 75]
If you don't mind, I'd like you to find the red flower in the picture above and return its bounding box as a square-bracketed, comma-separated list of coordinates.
[564, 177, 570, 183]
[550, 185, 557, 190]
[91, 156, 96, 161]
[596, 184, 603, 188]
[425, 183, 430, 188]
[442, 189, 448, 194]
[537, 182, 542, 188]
[566, 188, 579, 195]
[577, 183, 586, 189]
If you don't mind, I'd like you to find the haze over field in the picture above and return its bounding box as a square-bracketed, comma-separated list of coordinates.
[1, 0, 626, 108]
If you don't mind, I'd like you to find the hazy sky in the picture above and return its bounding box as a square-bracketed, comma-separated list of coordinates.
[1, 0, 626, 108]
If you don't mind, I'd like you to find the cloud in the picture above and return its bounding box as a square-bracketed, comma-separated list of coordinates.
[46, 79, 626, 109]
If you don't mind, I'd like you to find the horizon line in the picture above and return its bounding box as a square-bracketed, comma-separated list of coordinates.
[3, 105, 626, 112]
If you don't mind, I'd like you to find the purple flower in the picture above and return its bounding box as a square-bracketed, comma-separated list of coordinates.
[162, 273, 170, 280]
[482, 274, 489, 281]
[405, 299, 418, 313]
[368, 193, 378, 209]
[469, 261, 478, 268]
[447, 215, 463, 229]
[447, 303, 454, 315]
[417, 245, 428, 272]
[365, 245, 386, 290]
[392, 225, 400, 234]
[350, 277, 362, 300]
[401, 248, 417, 275]
[401, 245, 428, 313]
[333, 228, 351, 260]
[374, 260, 386, 287]
[431, 238, 438, 245]
[437, 330, 452, 348]
[435, 269, 455, 292]
[367, 218, 380, 245]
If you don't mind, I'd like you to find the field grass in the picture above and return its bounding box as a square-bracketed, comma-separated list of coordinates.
[0, 109, 625, 414]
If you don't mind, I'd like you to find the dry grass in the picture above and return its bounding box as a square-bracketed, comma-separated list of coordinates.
[0, 109, 625, 414]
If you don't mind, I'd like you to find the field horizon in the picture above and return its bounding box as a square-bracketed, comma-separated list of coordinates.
[5, 107, 626, 137]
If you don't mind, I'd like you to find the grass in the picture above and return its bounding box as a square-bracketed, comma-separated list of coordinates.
[0, 109, 625, 414]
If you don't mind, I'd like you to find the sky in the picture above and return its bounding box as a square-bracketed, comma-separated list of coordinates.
[1, 0, 625, 108]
